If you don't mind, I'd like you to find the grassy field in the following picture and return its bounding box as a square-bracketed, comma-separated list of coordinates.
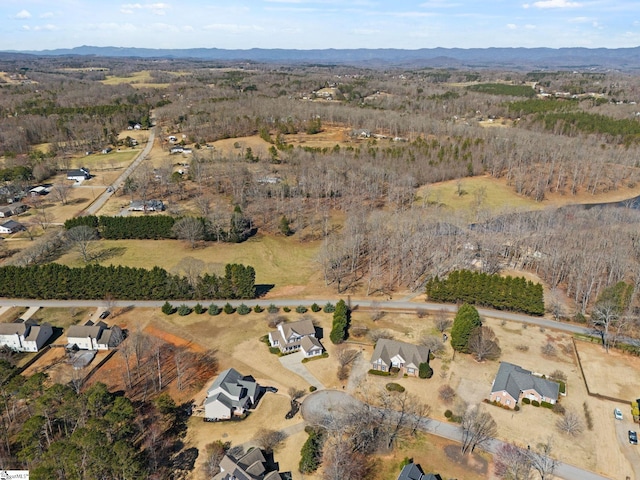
[101, 70, 186, 88]
[32, 307, 93, 329]
[55, 234, 326, 297]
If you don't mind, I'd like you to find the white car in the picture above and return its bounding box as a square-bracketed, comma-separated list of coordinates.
[614, 408, 623, 420]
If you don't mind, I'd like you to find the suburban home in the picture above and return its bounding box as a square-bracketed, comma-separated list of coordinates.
[0, 319, 53, 352]
[204, 368, 261, 421]
[0, 220, 26, 234]
[0, 203, 27, 218]
[489, 362, 560, 408]
[66, 320, 123, 351]
[29, 186, 48, 196]
[370, 338, 430, 377]
[128, 199, 165, 212]
[398, 463, 442, 480]
[214, 448, 283, 480]
[101, 147, 112, 154]
[268, 318, 324, 357]
[67, 167, 91, 183]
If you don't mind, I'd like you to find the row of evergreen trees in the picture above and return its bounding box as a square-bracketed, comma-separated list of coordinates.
[0, 262, 255, 300]
[65, 211, 255, 243]
[425, 270, 544, 316]
[329, 299, 349, 343]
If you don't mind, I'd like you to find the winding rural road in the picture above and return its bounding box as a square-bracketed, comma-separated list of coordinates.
[82, 121, 156, 216]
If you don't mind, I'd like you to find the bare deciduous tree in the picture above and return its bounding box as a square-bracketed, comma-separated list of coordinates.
[494, 443, 533, 480]
[528, 438, 558, 480]
[172, 217, 205, 249]
[461, 406, 498, 454]
[202, 441, 228, 477]
[253, 428, 287, 454]
[556, 410, 584, 437]
[420, 335, 444, 356]
[435, 308, 453, 333]
[438, 384, 456, 404]
[51, 183, 71, 205]
[65, 225, 98, 263]
[336, 347, 359, 381]
[288, 387, 306, 401]
[468, 326, 501, 362]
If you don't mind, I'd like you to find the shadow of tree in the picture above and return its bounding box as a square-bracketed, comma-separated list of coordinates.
[91, 246, 127, 262]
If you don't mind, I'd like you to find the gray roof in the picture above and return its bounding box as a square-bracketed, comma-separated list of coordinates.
[206, 368, 259, 408]
[214, 448, 281, 480]
[491, 362, 560, 402]
[398, 463, 441, 480]
[1, 220, 24, 230]
[371, 339, 430, 369]
[0, 322, 27, 336]
[279, 318, 315, 339]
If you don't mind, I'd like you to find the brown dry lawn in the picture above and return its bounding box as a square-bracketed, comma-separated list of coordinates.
[347, 311, 634, 480]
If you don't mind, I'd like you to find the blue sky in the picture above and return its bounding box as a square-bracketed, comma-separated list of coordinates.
[1, 0, 640, 51]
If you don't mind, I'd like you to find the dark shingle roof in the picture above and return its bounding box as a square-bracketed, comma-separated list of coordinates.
[491, 362, 560, 402]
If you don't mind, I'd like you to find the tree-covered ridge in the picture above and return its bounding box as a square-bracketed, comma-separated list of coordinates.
[0, 262, 256, 300]
[534, 111, 640, 143]
[425, 270, 544, 316]
[507, 98, 579, 115]
[466, 83, 536, 97]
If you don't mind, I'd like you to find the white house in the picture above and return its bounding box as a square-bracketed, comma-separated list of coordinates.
[204, 368, 261, 420]
[268, 318, 324, 357]
[67, 167, 91, 183]
[0, 203, 27, 218]
[0, 320, 53, 352]
[66, 321, 123, 351]
[0, 220, 26, 234]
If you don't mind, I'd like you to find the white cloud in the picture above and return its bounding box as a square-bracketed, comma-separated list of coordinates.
[419, 0, 462, 7]
[507, 23, 517, 29]
[34, 24, 59, 31]
[531, 0, 581, 8]
[15, 10, 32, 19]
[40, 12, 54, 19]
[525, 24, 536, 29]
[353, 28, 380, 35]
[121, 3, 170, 15]
[569, 16, 590, 23]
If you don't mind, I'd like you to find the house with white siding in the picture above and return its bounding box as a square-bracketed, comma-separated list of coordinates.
[0, 319, 52, 352]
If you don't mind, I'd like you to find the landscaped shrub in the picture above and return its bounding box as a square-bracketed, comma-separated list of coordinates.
[177, 304, 192, 316]
[541, 401, 554, 409]
[299, 427, 325, 474]
[296, 305, 308, 314]
[269, 347, 281, 355]
[268, 304, 279, 314]
[309, 386, 317, 392]
[253, 305, 263, 313]
[522, 398, 531, 404]
[283, 306, 291, 313]
[208, 304, 221, 315]
[552, 403, 566, 415]
[301, 353, 329, 363]
[323, 302, 335, 313]
[311, 303, 321, 312]
[558, 381, 566, 395]
[531, 400, 540, 407]
[237, 303, 251, 315]
[193, 303, 205, 314]
[161, 301, 174, 315]
[418, 362, 433, 379]
[390, 367, 400, 375]
[444, 409, 453, 418]
[368, 369, 392, 376]
[223, 303, 235, 314]
[329, 299, 349, 344]
[386, 383, 406, 393]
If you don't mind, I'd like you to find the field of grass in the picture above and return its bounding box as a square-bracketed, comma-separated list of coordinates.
[55, 234, 325, 296]
[32, 307, 93, 329]
[101, 70, 183, 88]
[416, 175, 541, 215]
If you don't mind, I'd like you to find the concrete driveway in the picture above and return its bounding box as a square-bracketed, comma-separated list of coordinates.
[278, 351, 324, 391]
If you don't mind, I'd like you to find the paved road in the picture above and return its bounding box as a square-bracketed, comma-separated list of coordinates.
[0, 298, 595, 338]
[301, 390, 613, 480]
[82, 122, 156, 216]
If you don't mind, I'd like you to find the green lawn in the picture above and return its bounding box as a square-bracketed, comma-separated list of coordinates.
[32, 307, 93, 329]
[55, 234, 322, 289]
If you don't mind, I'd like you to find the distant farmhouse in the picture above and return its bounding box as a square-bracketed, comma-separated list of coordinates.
[66, 320, 123, 351]
[0, 203, 28, 218]
[268, 318, 324, 357]
[204, 368, 262, 421]
[0, 319, 53, 352]
[214, 448, 283, 480]
[370, 339, 430, 377]
[489, 362, 560, 409]
[67, 167, 91, 183]
[128, 199, 165, 212]
[0, 220, 26, 234]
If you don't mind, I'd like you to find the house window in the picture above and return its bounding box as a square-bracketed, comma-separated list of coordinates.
[496, 396, 501, 403]
[506, 399, 510, 405]
[407, 368, 414, 374]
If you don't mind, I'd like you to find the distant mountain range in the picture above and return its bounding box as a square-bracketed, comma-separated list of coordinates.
[4, 45, 640, 70]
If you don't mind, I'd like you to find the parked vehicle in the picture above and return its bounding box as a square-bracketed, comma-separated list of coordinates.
[99, 310, 110, 319]
[614, 408, 623, 420]
[628, 430, 638, 445]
